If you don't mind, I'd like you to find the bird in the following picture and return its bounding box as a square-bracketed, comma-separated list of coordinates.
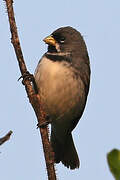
[34, 26, 91, 170]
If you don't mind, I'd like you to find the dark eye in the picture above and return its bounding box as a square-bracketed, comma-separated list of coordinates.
[59, 37, 65, 43]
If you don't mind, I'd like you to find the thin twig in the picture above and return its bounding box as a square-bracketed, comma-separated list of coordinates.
[4, 0, 56, 179]
[0, 131, 13, 146]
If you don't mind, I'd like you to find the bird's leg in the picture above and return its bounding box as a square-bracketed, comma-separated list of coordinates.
[37, 115, 52, 128]
[18, 71, 38, 94]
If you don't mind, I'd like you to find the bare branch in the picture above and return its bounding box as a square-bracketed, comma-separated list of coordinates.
[4, 0, 56, 179]
[0, 131, 13, 146]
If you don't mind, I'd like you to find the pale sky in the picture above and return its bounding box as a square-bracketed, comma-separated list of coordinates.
[1, 1, 120, 179]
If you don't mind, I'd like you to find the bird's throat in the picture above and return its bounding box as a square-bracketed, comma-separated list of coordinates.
[45, 52, 72, 63]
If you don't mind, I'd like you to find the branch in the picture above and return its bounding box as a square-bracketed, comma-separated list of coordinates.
[4, 0, 56, 179]
[0, 131, 13, 146]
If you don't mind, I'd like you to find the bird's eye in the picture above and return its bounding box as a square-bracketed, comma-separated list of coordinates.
[59, 37, 65, 43]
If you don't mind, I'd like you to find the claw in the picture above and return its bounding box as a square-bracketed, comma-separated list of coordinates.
[18, 75, 23, 81]
[37, 121, 49, 128]
[37, 115, 51, 128]
[18, 71, 38, 93]
[18, 71, 33, 82]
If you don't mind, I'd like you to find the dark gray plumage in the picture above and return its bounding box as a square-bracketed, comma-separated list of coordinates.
[34, 26, 90, 169]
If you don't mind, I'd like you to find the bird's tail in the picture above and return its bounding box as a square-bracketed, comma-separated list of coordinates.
[51, 130, 80, 169]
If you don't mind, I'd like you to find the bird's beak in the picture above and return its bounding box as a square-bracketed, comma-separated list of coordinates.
[43, 35, 56, 46]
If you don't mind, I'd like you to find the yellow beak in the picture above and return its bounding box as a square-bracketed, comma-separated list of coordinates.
[43, 35, 56, 46]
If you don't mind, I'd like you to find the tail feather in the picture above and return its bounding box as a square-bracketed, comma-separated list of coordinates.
[51, 130, 80, 169]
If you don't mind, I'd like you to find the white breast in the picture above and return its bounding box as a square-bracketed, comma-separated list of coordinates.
[35, 56, 75, 98]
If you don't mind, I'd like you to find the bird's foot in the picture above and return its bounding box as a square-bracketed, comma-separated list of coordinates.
[18, 71, 34, 84]
[37, 115, 51, 128]
[18, 71, 38, 93]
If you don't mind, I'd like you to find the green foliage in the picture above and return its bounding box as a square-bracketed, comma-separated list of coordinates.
[107, 149, 120, 180]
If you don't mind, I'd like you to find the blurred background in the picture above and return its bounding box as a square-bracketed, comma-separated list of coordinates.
[0, 0, 120, 179]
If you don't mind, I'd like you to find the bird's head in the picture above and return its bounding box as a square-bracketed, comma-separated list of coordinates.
[43, 26, 87, 58]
